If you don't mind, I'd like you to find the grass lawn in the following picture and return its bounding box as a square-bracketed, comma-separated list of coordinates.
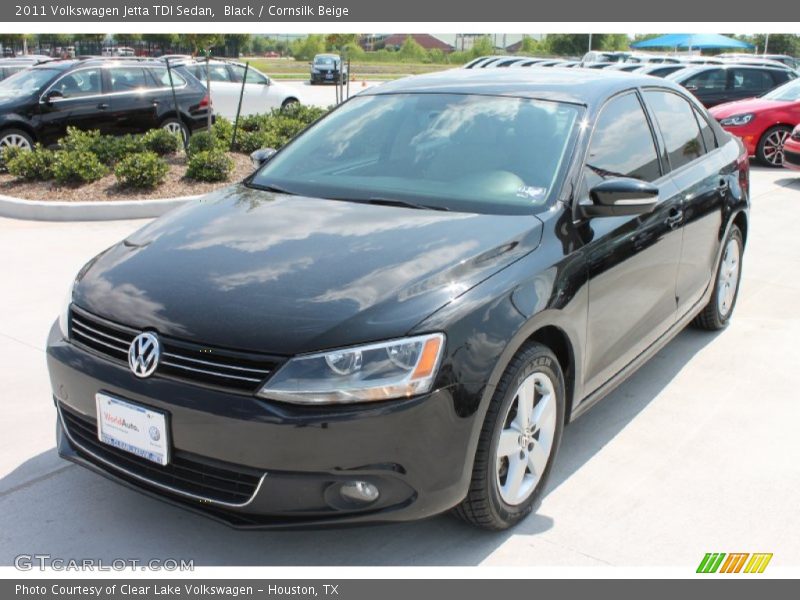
[245, 57, 455, 80]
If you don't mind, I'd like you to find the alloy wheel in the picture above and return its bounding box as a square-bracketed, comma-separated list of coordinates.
[0, 133, 32, 150]
[717, 237, 741, 318]
[762, 129, 790, 166]
[495, 372, 557, 506]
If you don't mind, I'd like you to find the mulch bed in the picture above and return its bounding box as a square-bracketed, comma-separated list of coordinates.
[0, 152, 253, 202]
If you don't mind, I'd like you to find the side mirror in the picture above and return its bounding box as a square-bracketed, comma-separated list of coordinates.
[250, 147, 277, 169]
[582, 178, 659, 218]
[42, 89, 63, 104]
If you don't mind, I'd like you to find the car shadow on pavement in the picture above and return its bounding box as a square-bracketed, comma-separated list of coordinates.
[774, 176, 800, 191]
[0, 328, 720, 567]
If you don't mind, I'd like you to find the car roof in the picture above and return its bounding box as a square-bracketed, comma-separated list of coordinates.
[361, 67, 687, 106]
[669, 63, 793, 80]
[314, 54, 340, 59]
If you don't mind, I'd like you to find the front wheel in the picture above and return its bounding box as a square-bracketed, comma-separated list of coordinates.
[692, 225, 743, 330]
[281, 98, 299, 111]
[453, 342, 565, 530]
[757, 126, 792, 167]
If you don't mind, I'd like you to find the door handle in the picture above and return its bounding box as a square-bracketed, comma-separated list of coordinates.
[666, 208, 684, 229]
[97, 103, 109, 110]
[152, 100, 159, 106]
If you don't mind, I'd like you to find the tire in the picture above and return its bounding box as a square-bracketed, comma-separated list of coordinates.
[0, 128, 34, 151]
[756, 125, 792, 167]
[281, 97, 299, 111]
[160, 118, 189, 147]
[453, 342, 565, 530]
[692, 225, 744, 331]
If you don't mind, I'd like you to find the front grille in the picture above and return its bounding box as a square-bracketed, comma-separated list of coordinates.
[69, 305, 280, 394]
[785, 149, 800, 166]
[60, 405, 263, 505]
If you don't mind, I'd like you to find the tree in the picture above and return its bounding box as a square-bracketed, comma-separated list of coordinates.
[397, 36, 427, 62]
[517, 36, 543, 55]
[182, 34, 223, 56]
[290, 35, 326, 61]
[325, 34, 359, 51]
[748, 34, 800, 56]
[470, 36, 495, 58]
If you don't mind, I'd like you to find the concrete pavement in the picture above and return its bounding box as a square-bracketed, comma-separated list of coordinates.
[0, 168, 798, 567]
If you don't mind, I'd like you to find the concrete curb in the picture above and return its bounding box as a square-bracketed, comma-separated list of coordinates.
[0, 192, 198, 222]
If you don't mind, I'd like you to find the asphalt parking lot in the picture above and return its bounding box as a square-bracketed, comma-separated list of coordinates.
[0, 167, 798, 567]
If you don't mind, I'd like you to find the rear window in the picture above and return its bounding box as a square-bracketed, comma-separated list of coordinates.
[644, 90, 705, 170]
[148, 67, 186, 87]
[684, 69, 726, 91]
[730, 69, 774, 93]
[108, 67, 149, 92]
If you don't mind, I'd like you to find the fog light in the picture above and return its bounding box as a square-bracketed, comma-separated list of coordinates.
[339, 480, 380, 505]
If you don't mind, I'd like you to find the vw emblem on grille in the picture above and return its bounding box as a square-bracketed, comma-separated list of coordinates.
[128, 332, 161, 379]
[148, 426, 161, 442]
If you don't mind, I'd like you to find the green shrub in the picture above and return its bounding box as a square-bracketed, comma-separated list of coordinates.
[0, 145, 24, 172]
[234, 129, 279, 154]
[59, 127, 145, 165]
[186, 149, 233, 182]
[52, 150, 108, 184]
[187, 130, 224, 156]
[6, 145, 56, 181]
[114, 152, 169, 189]
[211, 117, 234, 146]
[142, 128, 181, 156]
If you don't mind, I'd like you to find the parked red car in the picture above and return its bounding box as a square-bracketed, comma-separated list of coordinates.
[783, 124, 800, 171]
[709, 79, 800, 167]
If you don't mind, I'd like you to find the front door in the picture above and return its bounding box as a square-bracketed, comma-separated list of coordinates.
[580, 91, 684, 396]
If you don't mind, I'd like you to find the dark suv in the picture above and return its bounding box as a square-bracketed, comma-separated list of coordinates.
[310, 53, 347, 85]
[0, 58, 211, 149]
[669, 64, 797, 107]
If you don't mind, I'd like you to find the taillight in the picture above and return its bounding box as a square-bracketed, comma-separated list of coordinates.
[199, 94, 210, 108]
[792, 126, 800, 141]
[737, 151, 749, 199]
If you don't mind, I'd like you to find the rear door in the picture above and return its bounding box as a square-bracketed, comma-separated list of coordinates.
[642, 89, 727, 316]
[581, 91, 684, 395]
[105, 66, 160, 134]
[183, 63, 239, 119]
[727, 68, 775, 102]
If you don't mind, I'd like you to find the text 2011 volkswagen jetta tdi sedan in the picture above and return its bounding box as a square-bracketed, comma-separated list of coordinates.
[47, 69, 749, 530]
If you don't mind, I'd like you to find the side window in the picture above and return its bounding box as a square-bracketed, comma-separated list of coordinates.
[149, 67, 186, 88]
[731, 69, 772, 93]
[684, 69, 726, 92]
[230, 64, 268, 84]
[584, 92, 661, 188]
[644, 90, 705, 170]
[770, 70, 791, 86]
[51, 68, 102, 98]
[108, 67, 148, 92]
[693, 107, 717, 152]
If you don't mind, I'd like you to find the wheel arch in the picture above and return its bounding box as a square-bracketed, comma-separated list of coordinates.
[0, 121, 38, 144]
[526, 325, 576, 423]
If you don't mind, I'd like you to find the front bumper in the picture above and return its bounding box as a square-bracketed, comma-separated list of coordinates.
[47, 323, 474, 528]
[719, 125, 759, 156]
[783, 137, 800, 171]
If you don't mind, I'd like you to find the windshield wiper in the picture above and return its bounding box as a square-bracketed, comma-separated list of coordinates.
[366, 197, 450, 211]
[251, 182, 297, 195]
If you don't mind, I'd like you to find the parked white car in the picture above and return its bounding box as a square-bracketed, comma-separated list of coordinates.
[173, 60, 302, 119]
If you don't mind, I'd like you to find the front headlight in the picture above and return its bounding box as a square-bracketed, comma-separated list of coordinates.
[311, 67, 320, 73]
[257, 333, 445, 405]
[719, 113, 754, 127]
[58, 280, 74, 339]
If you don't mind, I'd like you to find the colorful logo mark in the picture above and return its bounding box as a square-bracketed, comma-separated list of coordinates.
[697, 553, 773, 574]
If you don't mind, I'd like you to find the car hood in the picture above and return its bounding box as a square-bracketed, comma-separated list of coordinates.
[73, 185, 543, 355]
[709, 97, 794, 118]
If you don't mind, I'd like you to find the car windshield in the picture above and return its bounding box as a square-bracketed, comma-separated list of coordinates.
[0, 68, 59, 97]
[250, 93, 581, 215]
[314, 57, 337, 66]
[762, 79, 800, 101]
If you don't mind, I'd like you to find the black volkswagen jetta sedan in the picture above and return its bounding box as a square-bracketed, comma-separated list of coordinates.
[47, 69, 749, 530]
[0, 58, 210, 149]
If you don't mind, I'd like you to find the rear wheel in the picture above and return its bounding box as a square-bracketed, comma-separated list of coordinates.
[161, 118, 189, 147]
[756, 125, 792, 167]
[0, 128, 34, 151]
[692, 225, 743, 330]
[281, 97, 299, 111]
[453, 342, 564, 530]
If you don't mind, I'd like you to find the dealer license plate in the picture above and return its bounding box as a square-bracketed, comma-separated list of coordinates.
[96, 393, 169, 466]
